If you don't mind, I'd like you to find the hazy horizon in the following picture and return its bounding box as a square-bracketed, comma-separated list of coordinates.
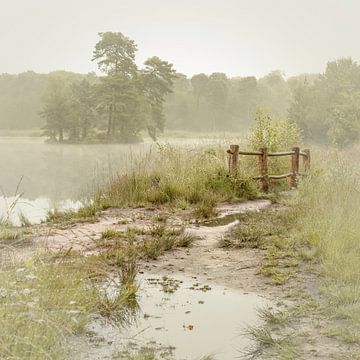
[1, 0, 360, 78]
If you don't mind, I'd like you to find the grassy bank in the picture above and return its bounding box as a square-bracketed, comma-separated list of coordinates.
[0, 248, 140, 359]
[296, 155, 360, 345]
[96, 145, 257, 209]
[223, 151, 360, 358]
[47, 145, 259, 224]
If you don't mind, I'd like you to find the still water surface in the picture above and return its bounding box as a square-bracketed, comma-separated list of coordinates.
[71, 273, 269, 359]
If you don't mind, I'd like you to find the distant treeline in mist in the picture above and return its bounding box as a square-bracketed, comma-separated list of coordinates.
[0, 31, 359, 146]
[167, 57, 360, 148]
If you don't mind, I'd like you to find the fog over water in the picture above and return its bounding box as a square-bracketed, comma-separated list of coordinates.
[1, 137, 153, 223]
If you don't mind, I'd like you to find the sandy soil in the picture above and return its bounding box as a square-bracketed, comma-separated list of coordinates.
[4, 199, 357, 359]
[25, 199, 288, 300]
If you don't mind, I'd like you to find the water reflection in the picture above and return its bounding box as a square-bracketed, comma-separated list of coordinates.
[72, 273, 269, 360]
[1, 137, 154, 200]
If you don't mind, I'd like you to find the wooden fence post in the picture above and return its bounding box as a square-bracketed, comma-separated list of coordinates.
[303, 149, 311, 173]
[290, 147, 300, 188]
[258, 147, 269, 192]
[229, 144, 239, 174]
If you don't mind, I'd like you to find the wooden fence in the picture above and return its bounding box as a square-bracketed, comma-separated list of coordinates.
[227, 145, 311, 192]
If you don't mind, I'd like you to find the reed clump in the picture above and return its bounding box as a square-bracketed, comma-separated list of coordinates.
[96, 145, 258, 212]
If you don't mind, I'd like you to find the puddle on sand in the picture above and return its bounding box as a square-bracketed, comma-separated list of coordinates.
[71, 273, 270, 360]
[131, 274, 269, 359]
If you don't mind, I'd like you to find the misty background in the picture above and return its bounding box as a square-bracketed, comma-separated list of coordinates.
[2, 0, 360, 77]
[1, 0, 360, 222]
[1, 0, 360, 147]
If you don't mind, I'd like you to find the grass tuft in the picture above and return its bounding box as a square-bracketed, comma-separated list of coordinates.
[96, 146, 257, 213]
[46, 204, 98, 224]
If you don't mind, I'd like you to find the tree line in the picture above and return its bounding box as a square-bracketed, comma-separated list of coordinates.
[0, 34, 360, 147]
[165, 70, 292, 132]
[41, 32, 176, 143]
[288, 57, 360, 147]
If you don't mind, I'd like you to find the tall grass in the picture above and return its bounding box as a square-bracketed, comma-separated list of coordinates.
[296, 152, 360, 340]
[96, 144, 257, 211]
[0, 255, 138, 359]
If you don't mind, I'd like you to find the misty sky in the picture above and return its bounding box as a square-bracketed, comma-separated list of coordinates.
[1, 0, 360, 78]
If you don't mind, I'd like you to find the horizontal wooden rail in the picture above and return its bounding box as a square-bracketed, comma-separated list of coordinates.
[269, 173, 293, 180]
[239, 150, 263, 156]
[227, 145, 311, 192]
[254, 173, 292, 180]
[228, 150, 309, 157]
[268, 151, 294, 157]
[227, 149, 263, 156]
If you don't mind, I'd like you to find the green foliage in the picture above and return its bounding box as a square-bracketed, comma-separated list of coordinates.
[246, 108, 302, 179]
[328, 92, 360, 147]
[40, 32, 175, 143]
[92, 32, 138, 77]
[99, 225, 196, 266]
[46, 204, 98, 224]
[41, 75, 70, 142]
[0, 67, 293, 136]
[289, 57, 360, 147]
[141, 56, 177, 139]
[248, 108, 302, 151]
[68, 79, 97, 141]
[5, 55, 360, 149]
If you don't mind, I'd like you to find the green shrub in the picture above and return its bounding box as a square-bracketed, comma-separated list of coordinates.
[248, 108, 302, 152]
[247, 108, 303, 180]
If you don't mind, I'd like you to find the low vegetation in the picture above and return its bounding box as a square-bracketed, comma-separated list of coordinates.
[219, 207, 291, 250]
[0, 255, 138, 360]
[96, 145, 257, 210]
[46, 204, 98, 224]
[99, 224, 197, 265]
[295, 156, 360, 346]
[0, 224, 32, 247]
[8, 117, 360, 358]
[234, 152, 360, 358]
[0, 220, 199, 359]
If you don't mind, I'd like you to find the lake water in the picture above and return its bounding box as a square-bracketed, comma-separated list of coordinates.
[0, 137, 155, 224]
[0, 136, 233, 225]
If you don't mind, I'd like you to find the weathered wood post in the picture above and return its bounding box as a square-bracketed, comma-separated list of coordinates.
[258, 147, 269, 192]
[290, 147, 300, 188]
[303, 149, 311, 173]
[228, 144, 239, 174]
